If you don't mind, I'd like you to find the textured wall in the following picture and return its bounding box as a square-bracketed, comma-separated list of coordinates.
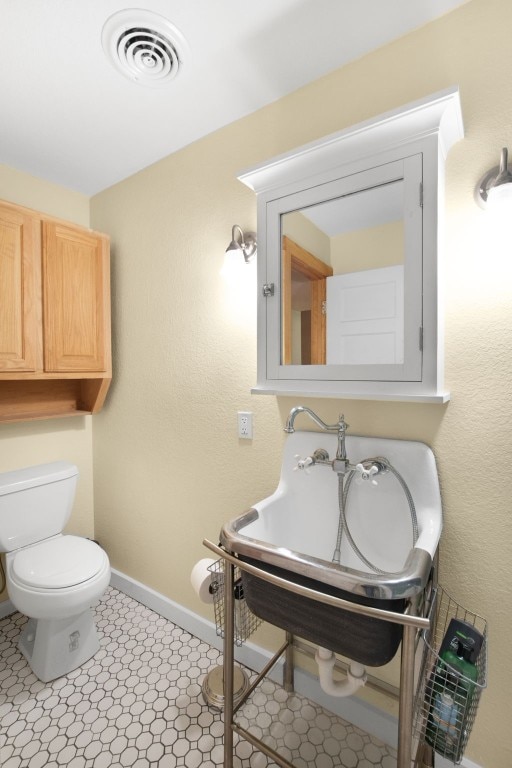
[90, 1, 510, 765]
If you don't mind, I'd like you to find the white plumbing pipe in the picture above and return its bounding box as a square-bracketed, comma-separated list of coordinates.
[315, 646, 367, 697]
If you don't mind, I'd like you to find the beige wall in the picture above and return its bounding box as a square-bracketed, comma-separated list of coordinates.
[0, 0, 507, 764]
[91, 2, 511, 764]
[282, 211, 331, 265]
[331, 221, 404, 273]
[0, 168, 94, 601]
[0, 164, 90, 225]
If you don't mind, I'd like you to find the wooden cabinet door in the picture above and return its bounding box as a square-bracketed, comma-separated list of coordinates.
[0, 204, 39, 371]
[42, 222, 110, 372]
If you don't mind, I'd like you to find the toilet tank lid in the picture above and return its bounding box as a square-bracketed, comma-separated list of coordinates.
[0, 462, 78, 496]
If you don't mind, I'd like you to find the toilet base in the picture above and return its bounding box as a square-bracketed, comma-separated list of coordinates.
[19, 610, 100, 682]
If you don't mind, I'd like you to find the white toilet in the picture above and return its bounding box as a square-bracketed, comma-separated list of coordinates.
[0, 461, 110, 682]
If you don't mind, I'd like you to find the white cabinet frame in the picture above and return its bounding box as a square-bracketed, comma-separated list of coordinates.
[239, 87, 463, 403]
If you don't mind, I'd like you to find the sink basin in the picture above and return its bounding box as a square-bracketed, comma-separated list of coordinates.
[220, 430, 442, 665]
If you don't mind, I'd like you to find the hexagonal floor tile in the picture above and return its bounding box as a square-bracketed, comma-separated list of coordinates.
[0, 588, 397, 767]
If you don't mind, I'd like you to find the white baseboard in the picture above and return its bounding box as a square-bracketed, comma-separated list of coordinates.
[110, 569, 482, 767]
[437, 759, 481, 768]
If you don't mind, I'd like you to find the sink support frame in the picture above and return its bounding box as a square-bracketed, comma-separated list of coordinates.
[203, 539, 433, 768]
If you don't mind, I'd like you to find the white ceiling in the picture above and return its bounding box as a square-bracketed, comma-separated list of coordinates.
[0, 0, 468, 195]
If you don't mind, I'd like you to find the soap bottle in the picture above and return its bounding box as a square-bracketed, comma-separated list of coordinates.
[425, 636, 479, 760]
[443, 638, 478, 700]
[429, 689, 460, 746]
[425, 662, 461, 758]
[443, 637, 479, 756]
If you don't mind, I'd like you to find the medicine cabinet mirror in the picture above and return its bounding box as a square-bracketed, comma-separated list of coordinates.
[239, 87, 463, 402]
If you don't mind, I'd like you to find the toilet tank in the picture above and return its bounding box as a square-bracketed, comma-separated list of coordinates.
[0, 462, 79, 552]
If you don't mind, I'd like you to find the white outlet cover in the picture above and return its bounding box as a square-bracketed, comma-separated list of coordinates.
[237, 411, 253, 439]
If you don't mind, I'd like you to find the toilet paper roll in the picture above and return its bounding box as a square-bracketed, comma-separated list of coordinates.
[190, 558, 217, 604]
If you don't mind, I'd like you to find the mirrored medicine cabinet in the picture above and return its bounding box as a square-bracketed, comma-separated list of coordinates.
[238, 87, 463, 402]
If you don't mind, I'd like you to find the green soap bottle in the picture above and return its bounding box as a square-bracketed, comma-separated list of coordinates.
[425, 662, 461, 758]
[425, 634, 478, 763]
[435, 638, 478, 761]
[443, 637, 478, 705]
[425, 620, 483, 761]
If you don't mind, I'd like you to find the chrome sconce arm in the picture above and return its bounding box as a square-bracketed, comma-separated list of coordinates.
[225, 224, 257, 263]
[476, 147, 512, 207]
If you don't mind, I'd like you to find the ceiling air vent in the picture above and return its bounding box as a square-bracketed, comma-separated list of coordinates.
[102, 9, 187, 87]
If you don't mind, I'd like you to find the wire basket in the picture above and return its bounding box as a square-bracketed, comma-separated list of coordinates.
[208, 558, 262, 647]
[413, 586, 488, 764]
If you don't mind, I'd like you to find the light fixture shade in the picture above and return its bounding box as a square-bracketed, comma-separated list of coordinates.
[224, 225, 257, 263]
[226, 238, 241, 253]
[220, 249, 242, 279]
[476, 147, 512, 207]
[487, 181, 512, 205]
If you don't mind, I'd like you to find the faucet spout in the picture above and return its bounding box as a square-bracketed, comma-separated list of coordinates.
[284, 406, 338, 434]
[284, 407, 350, 472]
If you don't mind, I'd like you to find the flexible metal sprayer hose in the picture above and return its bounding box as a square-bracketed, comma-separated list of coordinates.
[332, 458, 419, 575]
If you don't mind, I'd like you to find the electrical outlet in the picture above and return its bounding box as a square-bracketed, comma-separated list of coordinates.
[237, 411, 253, 439]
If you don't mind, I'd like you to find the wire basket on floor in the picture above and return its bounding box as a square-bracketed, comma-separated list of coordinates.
[413, 586, 487, 764]
[208, 558, 261, 647]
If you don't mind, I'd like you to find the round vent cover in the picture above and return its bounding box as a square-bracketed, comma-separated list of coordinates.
[102, 9, 187, 87]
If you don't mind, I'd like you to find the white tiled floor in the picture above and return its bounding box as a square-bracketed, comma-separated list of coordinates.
[0, 587, 397, 767]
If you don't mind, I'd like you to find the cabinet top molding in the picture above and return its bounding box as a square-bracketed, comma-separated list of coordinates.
[238, 86, 463, 196]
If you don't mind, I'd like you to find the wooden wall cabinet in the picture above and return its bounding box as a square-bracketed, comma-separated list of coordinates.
[0, 200, 112, 423]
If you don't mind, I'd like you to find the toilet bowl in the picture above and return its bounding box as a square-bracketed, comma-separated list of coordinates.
[6, 534, 110, 683]
[0, 462, 111, 682]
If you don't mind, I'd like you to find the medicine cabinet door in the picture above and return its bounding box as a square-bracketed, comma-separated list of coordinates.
[264, 155, 423, 387]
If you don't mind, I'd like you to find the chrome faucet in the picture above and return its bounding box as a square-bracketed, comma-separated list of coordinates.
[284, 406, 350, 472]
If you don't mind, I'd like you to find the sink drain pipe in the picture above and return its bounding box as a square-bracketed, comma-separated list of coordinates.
[315, 647, 367, 697]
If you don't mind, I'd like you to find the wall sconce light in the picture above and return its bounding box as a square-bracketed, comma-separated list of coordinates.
[225, 225, 257, 264]
[476, 147, 512, 207]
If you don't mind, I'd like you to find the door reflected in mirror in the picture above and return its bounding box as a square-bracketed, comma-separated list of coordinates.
[281, 179, 405, 366]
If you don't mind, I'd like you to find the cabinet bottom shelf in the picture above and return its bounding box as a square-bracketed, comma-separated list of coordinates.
[0, 378, 111, 423]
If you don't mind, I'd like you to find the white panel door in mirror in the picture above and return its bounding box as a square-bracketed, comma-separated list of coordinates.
[326, 265, 405, 366]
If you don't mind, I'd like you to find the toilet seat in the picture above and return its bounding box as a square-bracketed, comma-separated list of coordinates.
[11, 536, 106, 589]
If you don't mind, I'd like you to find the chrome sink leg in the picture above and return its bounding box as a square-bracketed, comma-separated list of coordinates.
[284, 632, 294, 692]
[397, 618, 416, 768]
[223, 561, 235, 768]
